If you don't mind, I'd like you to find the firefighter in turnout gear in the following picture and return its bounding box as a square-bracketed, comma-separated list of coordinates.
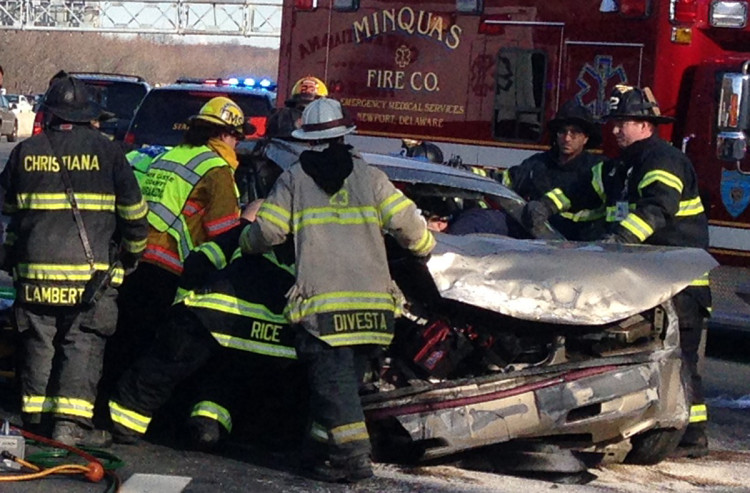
[239, 97, 435, 482]
[107, 97, 253, 399]
[604, 85, 711, 458]
[236, 106, 305, 204]
[109, 108, 303, 448]
[0, 74, 148, 447]
[285, 75, 328, 111]
[526, 85, 711, 457]
[506, 100, 608, 241]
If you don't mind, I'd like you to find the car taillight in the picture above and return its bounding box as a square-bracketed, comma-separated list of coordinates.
[248, 116, 267, 138]
[124, 132, 135, 146]
[32, 111, 44, 135]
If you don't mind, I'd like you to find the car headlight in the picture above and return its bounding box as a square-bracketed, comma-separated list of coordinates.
[710, 0, 748, 28]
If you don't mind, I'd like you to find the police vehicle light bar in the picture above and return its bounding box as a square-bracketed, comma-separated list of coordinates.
[175, 77, 277, 91]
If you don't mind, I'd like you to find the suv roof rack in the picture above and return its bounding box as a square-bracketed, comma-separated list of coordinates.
[70, 72, 148, 83]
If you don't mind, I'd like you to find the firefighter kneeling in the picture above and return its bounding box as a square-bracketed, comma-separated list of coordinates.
[108, 108, 305, 448]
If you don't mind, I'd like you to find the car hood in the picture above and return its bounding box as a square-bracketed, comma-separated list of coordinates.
[426, 233, 718, 325]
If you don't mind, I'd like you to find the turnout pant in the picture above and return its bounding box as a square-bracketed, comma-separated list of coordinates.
[15, 288, 118, 428]
[294, 329, 375, 463]
[102, 262, 179, 396]
[674, 288, 709, 428]
[188, 352, 303, 444]
[109, 305, 217, 436]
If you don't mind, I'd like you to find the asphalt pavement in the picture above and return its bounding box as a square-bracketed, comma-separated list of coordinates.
[0, 131, 749, 492]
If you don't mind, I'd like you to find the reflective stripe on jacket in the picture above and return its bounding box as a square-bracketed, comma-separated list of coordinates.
[240, 150, 435, 347]
[503, 150, 607, 241]
[608, 135, 708, 248]
[139, 144, 240, 273]
[178, 239, 297, 359]
[126, 145, 168, 185]
[0, 125, 148, 306]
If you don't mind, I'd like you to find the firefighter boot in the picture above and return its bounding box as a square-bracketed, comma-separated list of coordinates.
[671, 423, 709, 459]
[21, 412, 51, 437]
[111, 423, 144, 445]
[52, 420, 113, 448]
[309, 454, 374, 483]
[186, 416, 222, 450]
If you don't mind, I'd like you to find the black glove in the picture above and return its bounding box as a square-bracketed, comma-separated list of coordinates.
[120, 251, 141, 274]
[414, 253, 431, 266]
[600, 233, 630, 244]
[522, 200, 554, 230]
[179, 251, 217, 291]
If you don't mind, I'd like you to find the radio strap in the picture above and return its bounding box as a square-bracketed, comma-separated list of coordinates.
[43, 131, 96, 270]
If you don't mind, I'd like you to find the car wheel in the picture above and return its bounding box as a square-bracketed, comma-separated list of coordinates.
[7, 121, 18, 143]
[625, 427, 686, 465]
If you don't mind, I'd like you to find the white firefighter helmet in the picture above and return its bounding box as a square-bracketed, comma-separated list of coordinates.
[291, 97, 356, 141]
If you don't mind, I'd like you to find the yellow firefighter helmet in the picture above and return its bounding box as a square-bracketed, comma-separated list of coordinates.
[290, 76, 329, 102]
[191, 96, 246, 135]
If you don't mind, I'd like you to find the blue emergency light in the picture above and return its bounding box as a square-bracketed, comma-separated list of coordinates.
[175, 76, 277, 91]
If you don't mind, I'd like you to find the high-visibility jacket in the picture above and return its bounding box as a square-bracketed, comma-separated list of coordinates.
[0, 125, 148, 306]
[175, 226, 297, 360]
[139, 144, 240, 275]
[240, 148, 435, 347]
[502, 150, 607, 241]
[126, 145, 168, 185]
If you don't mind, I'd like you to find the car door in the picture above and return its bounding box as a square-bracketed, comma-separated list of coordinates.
[0, 96, 12, 135]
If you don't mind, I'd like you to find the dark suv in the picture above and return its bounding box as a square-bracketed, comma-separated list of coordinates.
[123, 79, 277, 149]
[33, 72, 151, 140]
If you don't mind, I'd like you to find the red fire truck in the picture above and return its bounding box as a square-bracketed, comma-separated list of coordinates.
[277, 0, 750, 329]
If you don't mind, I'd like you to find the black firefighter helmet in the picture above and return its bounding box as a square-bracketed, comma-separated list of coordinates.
[604, 85, 675, 124]
[43, 75, 101, 123]
[401, 139, 445, 164]
[265, 106, 303, 140]
[548, 99, 602, 148]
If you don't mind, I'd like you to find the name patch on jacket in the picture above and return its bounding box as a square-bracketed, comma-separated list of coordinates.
[320, 310, 394, 334]
[250, 321, 284, 342]
[24, 155, 100, 172]
[18, 283, 85, 305]
[140, 170, 175, 201]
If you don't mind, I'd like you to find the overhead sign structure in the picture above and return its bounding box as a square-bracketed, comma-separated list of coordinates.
[0, 0, 282, 39]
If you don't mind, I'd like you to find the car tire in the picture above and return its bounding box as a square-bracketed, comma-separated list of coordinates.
[625, 427, 686, 465]
[7, 121, 18, 143]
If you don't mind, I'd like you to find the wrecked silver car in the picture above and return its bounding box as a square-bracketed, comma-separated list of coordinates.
[362, 154, 718, 471]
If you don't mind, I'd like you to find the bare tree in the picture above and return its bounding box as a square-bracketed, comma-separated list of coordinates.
[0, 31, 278, 93]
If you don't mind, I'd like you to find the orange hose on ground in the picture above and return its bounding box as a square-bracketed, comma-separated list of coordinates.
[0, 424, 106, 483]
[0, 463, 90, 481]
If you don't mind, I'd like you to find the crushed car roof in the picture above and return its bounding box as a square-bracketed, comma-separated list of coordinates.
[427, 233, 718, 325]
[360, 152, 719, 326]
